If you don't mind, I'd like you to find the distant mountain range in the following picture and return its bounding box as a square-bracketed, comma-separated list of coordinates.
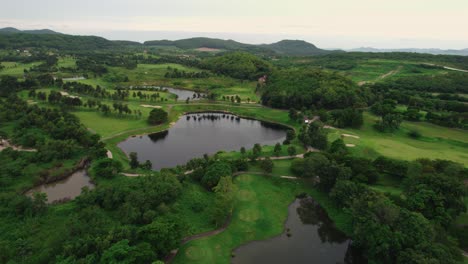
[0, 27, 467, 56]
[349, 47, 468, 56]
[143, 38, 338, 56]
[0, 27, 61, 35]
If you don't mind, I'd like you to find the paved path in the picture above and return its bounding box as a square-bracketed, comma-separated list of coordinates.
[424, 63, 468, 73]
[120, 151, 316, 177]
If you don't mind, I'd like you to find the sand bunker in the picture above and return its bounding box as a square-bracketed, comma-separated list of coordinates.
[342, 133, 360, 139]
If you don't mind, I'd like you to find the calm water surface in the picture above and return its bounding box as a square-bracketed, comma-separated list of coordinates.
[118, 113, 288, 170]
[166, 87, 205, 101]
[233, 197, 362, 264]
[27, 169, 94, 203]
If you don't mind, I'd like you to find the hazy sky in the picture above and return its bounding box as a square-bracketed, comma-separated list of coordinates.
[1, 0, 467, 49]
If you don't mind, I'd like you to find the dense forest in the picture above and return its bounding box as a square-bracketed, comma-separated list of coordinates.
[261, 68, 373, 109]
[201, 52, 273, 80]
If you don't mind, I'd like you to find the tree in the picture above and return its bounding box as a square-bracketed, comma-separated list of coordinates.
[291, 153, 351, 191]
[138, 219, 182, 258]
[259, 157, 274, 173]
[212, 177, 237, 227]
[253, 143, 262, 155]
[286, 129, 296, 141]
[147, 108, 168, 125]
[273, 143, 282, 156]
[287, 146, 296, 156]
[201, 161, 232, 189]
[299, 122, 328, 150]
[32, 192, 47, 215]
[240, 147, 246, 156]
[141, 160, 153, 170]
[329, 139, 348, 156]
[289, 108, 299, 120]
[100, 239, 138, 264]
[375, 113, 403, 132]
[129, 152, 139, 169]
[330, 108, 363, 128]
[403, 171, 466, 227]
[92, 158, 123, 178]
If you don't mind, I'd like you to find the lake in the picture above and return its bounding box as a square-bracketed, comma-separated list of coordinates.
[118, 113, 288, 170]
[166, 87, 205, 101]
[232, 197, 363, 264]
[26, 169, 95, 203]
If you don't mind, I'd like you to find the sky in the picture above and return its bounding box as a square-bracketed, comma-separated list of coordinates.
[1, 0, 467, 49]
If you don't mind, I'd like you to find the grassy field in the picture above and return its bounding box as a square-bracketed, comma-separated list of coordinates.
[73, 63, 260, 102]
[0, 61, 40, 77]
[57, 56, 77, 68]
[339, 59, 449, 83]
[173, 174, 317, 263]
[328, 112, 468, 166]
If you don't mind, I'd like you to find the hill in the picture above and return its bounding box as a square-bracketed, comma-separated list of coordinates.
[0, 27, 61, 35]
[0, 32, 120, 50]
[144, 37, 248, 50]
[262, 40, 337, 56]
[144, 37, 336, 56]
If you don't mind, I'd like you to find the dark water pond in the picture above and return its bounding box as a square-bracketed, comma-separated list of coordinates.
[27, 169, 95, 203]
[118, 113, 288, 170]
[166, 87, 205, 101]
[232, 197, 363, 264]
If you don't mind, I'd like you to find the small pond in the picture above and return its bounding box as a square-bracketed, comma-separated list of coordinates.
[166, 87, 205, 101]
[232, 197, 363, 264]
[27, 169, 95, 203]
[118, 113, 288, 170]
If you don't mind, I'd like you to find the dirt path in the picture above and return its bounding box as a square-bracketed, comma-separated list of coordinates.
[0, 140, 37, 152]
[121, 151, 316, 177]
[378, 66, 403, 80]
[165, 214, 232, 263]
[358, 66, 403, 86]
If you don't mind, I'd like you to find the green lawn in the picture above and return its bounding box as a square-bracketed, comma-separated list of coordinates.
[328, 112, 468, 166]
[57, 56, 77, 68]
[0, 61, 40, 77]
[339, 59, 449, 83]
[72, 63, 259, 102]
[173, 174, 307, 263]
[173, 173, 352, 264]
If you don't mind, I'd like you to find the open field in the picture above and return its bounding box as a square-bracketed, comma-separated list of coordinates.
[0, 61, 40, 77]
[328, 112, 468, 166]
[72, 63, 260, 101]
[173, 174, 350, 263]
[57, 56, 77, 68]
[340, 59, 450, 83]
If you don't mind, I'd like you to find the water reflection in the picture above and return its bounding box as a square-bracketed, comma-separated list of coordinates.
[232, 197, 364, 264]
[26, 169, 94, 204]
[119, 113, 288, 170]
[165, 87, 206, 101]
